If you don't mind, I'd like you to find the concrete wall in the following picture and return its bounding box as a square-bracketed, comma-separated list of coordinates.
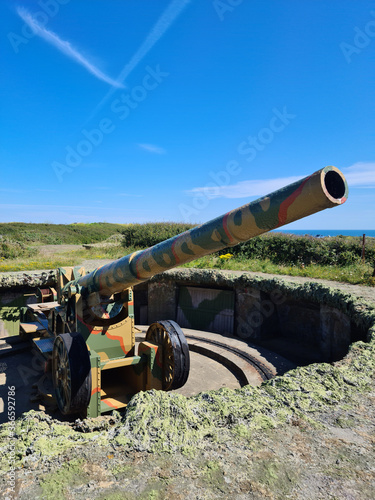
[0, 268, 368, 364]
[133, 269, 367, 364]
[0, 270, 55, 337]
[0, 290, 37, 338]
[148, 281, 178, 325]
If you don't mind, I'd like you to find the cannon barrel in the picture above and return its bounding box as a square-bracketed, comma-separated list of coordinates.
[77, 166, 348, 297]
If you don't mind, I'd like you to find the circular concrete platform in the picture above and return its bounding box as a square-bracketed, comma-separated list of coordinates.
[135, 326, 296, 396]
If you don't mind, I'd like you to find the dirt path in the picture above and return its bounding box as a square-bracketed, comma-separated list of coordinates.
[38, 244, 83, 256]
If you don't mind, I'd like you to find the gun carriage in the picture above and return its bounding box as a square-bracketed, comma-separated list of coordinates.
[20, 166, 348, 417]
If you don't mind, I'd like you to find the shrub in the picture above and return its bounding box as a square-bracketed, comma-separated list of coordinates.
[120, 225, 375, 268]
[121, 222, 196, 248]
[0, 237, 36, 260]
[0, 222, 125, 245]
[228, 233, 375, 267]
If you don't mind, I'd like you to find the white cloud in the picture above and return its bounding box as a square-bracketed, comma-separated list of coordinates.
[342, 162, 375, 187]
[188, 176, 303, 199]
[17, 7, 124, 88]
[138, 143, 166, 155]
[187, 162, 375, 200]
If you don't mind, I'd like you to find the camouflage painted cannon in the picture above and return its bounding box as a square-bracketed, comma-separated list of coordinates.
[20, 166, 348, 417]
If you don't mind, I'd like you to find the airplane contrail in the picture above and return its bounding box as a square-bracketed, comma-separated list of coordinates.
[86, 0, 191, 121]
[17, 6, 124, 88]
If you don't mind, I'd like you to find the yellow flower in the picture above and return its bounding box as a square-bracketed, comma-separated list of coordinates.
[219, 253, 233, 260]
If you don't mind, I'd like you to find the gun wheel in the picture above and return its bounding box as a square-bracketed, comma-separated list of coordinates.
[146, 320, 190, 391]
[52, 332, 91, 415]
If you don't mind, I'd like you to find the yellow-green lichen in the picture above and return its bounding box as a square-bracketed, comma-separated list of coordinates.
[1, 271, 374, 471]
[201, 459, 225, 489]
[39, 458, 87, 499]
[252, 457, 299, 498]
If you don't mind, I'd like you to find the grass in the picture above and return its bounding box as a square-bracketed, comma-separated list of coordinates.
[0, 222, 127, 245]
[0, 245, 127, 272]
[0, 244, 374, 286]
[0, 222, 374, 285]
[183, 255, 375, 286]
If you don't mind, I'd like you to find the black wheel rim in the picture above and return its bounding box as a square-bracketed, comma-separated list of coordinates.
[146, 320, 190, 390]
[52, 332, 91, 415]
[52, 336, 72, 413]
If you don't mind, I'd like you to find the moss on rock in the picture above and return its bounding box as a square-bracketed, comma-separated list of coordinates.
[0, 270, 56, 290]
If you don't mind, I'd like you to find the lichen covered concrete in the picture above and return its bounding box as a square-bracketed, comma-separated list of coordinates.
[0, 269, 374, 498]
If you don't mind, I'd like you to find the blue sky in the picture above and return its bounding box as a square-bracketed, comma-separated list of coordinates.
[1, 0, 374, 229]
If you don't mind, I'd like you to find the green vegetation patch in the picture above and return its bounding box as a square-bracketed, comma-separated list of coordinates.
[111, 339, 374, 454]
[120, 224, 375, 285]
[1, 222, 374, 285]
[0, 411, 101, 471]
[121, 222, 195, 248]
[0, 222, 126, 245]
[120, 223, 375, 269]
[230, 232, 375, 267]
[39, 458, 89, 500]
[0, 237, 37, 260]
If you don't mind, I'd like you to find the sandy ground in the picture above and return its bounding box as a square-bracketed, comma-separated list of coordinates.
[38, 244, 84, 256]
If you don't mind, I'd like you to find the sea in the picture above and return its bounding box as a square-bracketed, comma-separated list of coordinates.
[273, 229, 375, 238]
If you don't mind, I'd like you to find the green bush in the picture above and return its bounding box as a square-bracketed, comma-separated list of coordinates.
[0, 222, 125, 245]
[122, 222, 196, 248]
[227, 233, 375, 267]
[120, 224, 375, 268]
[0, 237, 36, 260]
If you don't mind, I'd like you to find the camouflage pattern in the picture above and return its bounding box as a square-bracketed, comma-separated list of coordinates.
[0, 307, 20, 337]
[19, 166, 348, 417]
[0, 275, 55, 337]
[0, 292, 36, 337]
[21, 266, 169, 417]
[0, 270, 56, 290]
[176, 287, 234, 334]
[77, 166, 348, 297]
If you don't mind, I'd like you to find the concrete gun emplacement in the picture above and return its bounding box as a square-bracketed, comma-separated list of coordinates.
[20, 166, 348, 417]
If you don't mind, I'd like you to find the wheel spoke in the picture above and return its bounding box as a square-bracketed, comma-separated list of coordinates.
[53, 338, 70, 411]
[51, 333, 91, 416]
[146, 320, 190, 391]
[62, 381, 70, 408]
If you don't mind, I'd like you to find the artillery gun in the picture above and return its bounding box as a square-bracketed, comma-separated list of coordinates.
[20, 166, 348, 417]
